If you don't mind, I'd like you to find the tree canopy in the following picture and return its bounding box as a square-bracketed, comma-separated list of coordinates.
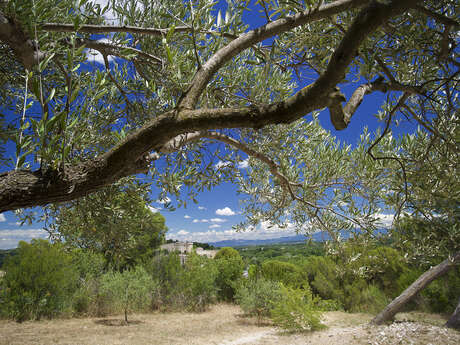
[0, 0, 457, 216]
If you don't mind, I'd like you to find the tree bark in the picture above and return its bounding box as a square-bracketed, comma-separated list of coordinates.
[371, 251, 460, 325]
[446, 297, 460, 330]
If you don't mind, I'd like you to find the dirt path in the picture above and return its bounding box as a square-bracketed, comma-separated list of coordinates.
[0, 304, 458, 345]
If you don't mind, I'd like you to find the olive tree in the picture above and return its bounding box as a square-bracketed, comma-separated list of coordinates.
[0, 0, 456, 211]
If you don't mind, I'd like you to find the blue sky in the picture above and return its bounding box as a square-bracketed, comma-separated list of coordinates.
[0, 0, 405, 249]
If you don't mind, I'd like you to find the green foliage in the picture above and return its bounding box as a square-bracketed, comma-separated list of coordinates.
[0, 240, 78, 321]
[270, 285, 325, 332]
[260, 260, 307, 288]
[349, 246, 408, 297]
[145, 252, 183, 309]
[235, 278, 281, 323]
[0, 248, 18, 269]
[69, 249, 108, 317]
[100, 266, 155, 323]
[236, 242, 325, 265]
[344, 283, 389, 314]
[181, 253, 218, 311]
[46, 181, 167, 270]
[214, 248, 244, 301]
[301, 256, 341, 300]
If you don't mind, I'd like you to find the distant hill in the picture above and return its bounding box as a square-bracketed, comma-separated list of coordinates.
[209, 232, 334, 247]
[209, 228, 387, 247]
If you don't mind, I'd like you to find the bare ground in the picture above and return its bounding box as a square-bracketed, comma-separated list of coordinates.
[0, 304, 458, 345]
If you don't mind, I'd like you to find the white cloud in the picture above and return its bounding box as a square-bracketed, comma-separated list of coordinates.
[85, 38, 116, 65]
[0, 229, 48, 250]
[375, 213, 394, 228]
[214, 161, 232, 169]
[210, 218, 227, 223]
[165, 222, 300, 243]
[0, 213, 5, 222]
[198, 206, 206, 210]
[178, 230, 189, 235]
[147, 205, 160, 213]
[193, 219, 209, 223]
[209, 224, 221, 229]
[238, 159, 249, 169]
[216, 207, 236, 216]
[184, 215, 191, 219]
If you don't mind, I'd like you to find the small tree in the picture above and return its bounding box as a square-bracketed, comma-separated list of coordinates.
[100, 266, 154, 323]
[0, 239, 78, 322]
[235, 278, 281, 325]
[214, 247, 244, 301]
[271, 285, 325, 332]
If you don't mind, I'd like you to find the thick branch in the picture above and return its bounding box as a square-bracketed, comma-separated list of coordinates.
[41, 23, 238, 40]
[329, 78, 424, 130]
[178, 0, 369, 110]
[0, 11, 46, 69]
[414, 5, 460, 28]
[371, 251, 460, 325]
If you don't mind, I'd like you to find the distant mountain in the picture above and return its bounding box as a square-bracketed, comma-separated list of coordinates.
[209, 232, 334, 247]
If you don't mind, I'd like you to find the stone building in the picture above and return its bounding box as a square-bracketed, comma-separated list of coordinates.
[160, 241, 218, 263]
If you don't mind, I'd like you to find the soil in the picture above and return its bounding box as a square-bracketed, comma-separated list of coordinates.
[0, 304, 458, 345]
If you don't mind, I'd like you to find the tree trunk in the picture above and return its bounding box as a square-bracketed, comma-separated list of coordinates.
[371, 251, 460, 325]
[445, 297, 460, 330]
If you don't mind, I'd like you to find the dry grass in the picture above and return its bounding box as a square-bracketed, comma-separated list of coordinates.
[0, 304, 459, 345]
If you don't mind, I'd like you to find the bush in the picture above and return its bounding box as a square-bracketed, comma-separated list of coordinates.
[260, 260, 306, 288]
[301, 256, 341, 300]
[0, 240, 78, 321]
[70, 249, 108, 316]
[181, 253, 218, 312]
[100, 265, 155, 323]
[214, 248, 244, 301]
[271, 285, 325, 332]
[344, 282, 389, 314]
[235, 278, 281, 323]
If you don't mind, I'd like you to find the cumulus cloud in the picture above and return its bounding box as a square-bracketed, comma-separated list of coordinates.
[210, 218, 226, 223]
[178, 230, 189, 235]
[0, 229, 48, 250]
[147, 205, 160, 213]
[184, 215, 191, 219]
[193, 219, 209, 223]
[165, 222, 300, 243]
[238, 159, 249, 169]
[375, 213, 394, 228]
[0, 213, 5, 222]
[214, 161, 232, 169]
[216, 207, 236, 216]
[198, 206, 206, 210]
[209, 224, 221, 229]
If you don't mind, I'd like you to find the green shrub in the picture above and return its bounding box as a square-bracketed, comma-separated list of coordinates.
[260, 260, 306, 288]
[353, 247, 408, 297]
[315, 298, 343, 311]
[344, 282, 389, 314]
[182, 253, 218, 311]
[147, 252, 184, 308]
[301, 256, 341, 300]
[214, 248, 244, 301]
[0, 240, 78, 322]
[100, 265, 155, 323]
[235, 278, 281, 323]
[271, 285, 325, 332]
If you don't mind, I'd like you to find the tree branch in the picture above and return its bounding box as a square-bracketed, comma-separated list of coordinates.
[178, 0, 370, 110]
[40, 23, 238, 40]
[0, 11, 46, 70]
[414, 5, 460, 28]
